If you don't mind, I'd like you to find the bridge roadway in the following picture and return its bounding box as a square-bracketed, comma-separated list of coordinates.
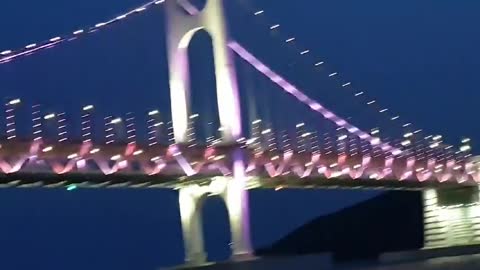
[0, 140, 477, 190]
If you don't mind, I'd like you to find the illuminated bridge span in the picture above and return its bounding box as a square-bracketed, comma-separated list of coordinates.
[0, 139, 479, 190]
[1, 0, 480, 266]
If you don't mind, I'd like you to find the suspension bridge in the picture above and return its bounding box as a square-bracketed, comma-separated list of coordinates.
[1, 0, 480, 266]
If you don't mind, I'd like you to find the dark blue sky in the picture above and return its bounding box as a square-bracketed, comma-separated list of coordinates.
[0, 0, 479, 269]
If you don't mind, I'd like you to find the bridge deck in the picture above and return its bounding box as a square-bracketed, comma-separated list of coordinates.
[0, 140, 477, 190]
[0, 172, 474, 191]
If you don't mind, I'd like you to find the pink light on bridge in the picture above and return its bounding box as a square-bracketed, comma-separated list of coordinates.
[0, 134, 476, 185]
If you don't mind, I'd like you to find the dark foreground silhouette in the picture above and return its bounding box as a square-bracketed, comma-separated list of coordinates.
[256, 191, 424, 262]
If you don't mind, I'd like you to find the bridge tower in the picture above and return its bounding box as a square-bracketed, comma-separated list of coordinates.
[165, 0, 252, 265]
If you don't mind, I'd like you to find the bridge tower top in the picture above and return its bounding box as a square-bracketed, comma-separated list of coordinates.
[165, 0, 242, 144]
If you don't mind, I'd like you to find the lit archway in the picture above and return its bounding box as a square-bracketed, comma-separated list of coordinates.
[166, 0, 243, 143]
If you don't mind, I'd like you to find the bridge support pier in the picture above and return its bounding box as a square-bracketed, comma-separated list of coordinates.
[225, 150, 254, 261]
[178, 172, 253, 265]
[179, 186, 208, 265]
[423, 186, 480, 249]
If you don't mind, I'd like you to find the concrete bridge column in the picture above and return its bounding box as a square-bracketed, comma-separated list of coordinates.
[167, 0, 253, 263]
[178, 185, 207, 265]
[423, 186, 480, 249]
[178, 174, 253, 265]
[223, 150, 254, 260]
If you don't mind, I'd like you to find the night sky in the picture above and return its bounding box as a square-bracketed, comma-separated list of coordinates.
[0, 0, 479, 269]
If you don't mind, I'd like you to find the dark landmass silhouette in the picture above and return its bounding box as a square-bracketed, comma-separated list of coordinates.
[256, 191, 424, 262]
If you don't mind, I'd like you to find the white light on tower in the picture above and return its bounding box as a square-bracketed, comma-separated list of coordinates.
[148, 110, 159, 116]
[42, 146, 53, 152]
[110, 118, 122, 125]
[44, 113, 55, 120]
[83, 105, 94, 111]
[310, 131, 320, 154]
[5, 98, 20, 140]
[147, 109, 163, 146]
[401, 140, 411, 146]
[250, 119, 263, 153]
[57, 112, 68, 142]
[167, 121, 175, 144]
[187, 114, 198, 147]
[125, 112, 136, 145]
[110, 154, 122, 161]
[105, 116, 114, 144]
[460, 145, 471, 152]
[8, 98, 21, 105]
[266, 128, 277, 152]
[430, 142, 440, 149]
[295, 122, 307, 153]
[32, 104, 42, 141]
[82, 105, 94, 143]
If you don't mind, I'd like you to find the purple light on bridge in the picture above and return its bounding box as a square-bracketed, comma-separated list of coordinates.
[228, 42, 401, 156]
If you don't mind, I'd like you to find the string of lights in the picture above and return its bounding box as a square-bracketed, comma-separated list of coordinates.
[1, 97, 475, 183]
[244, 4, 406, 133]
[229, 41, 401, 156]
[0, 0, 470, 162]
[0, 0, 165, 65]
[56, 112, 68, 142]
[239, 56, 364, 158]
[4, 98, 21, 140]
[104, 116, 115, 145]
[32, 104, 43, 141]
[233, 42, 473, 162]
[237, 1, 468, 159]
[0, 97, 383, 159]
[244, 5, 408, 129]
[125, 112, 137, 145]
[81, 105, 94, 143]
[147, 110, 162, 146]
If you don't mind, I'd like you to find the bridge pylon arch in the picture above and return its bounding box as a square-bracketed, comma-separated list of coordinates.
[165, 0, 252, 265]
[178, 176, 253, 265]
[165, 0, 241, 144]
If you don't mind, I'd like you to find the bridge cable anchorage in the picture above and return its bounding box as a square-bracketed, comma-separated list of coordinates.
[0, 0, 165, 65]
[238, 0, 460, 160]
